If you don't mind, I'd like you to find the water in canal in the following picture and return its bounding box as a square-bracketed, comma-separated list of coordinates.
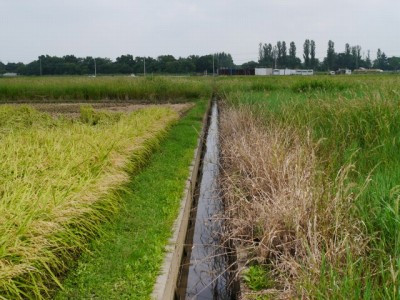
[177, 102, 236, 300]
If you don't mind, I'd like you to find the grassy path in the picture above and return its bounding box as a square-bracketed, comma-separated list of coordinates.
[56, 100, 207, 299]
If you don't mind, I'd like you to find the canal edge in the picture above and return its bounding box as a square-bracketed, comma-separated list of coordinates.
[151, 98, 213, 300]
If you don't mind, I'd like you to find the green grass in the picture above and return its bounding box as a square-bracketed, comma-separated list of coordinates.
[242, 265, 272, 291]
[56, 100, 207, 299]
[0, 76, 212, 102]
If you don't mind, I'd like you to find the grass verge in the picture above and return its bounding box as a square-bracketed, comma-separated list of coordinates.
[55, 100, 208, 299]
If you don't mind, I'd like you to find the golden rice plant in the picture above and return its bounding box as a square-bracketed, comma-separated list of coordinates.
[0, 105, 178, 299]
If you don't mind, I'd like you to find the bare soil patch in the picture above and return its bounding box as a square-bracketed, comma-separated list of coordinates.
[4, 102, 193, 119]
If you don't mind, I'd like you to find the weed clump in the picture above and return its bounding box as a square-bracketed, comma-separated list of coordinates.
[219, 104, 367, 298]
[79, 105, 122, 125]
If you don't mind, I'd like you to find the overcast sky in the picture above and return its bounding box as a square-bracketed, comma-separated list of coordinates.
[1, 0, 399, 65]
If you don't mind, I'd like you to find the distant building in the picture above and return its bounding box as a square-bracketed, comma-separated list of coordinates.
[336, 69, 352, 75]
[255, 68, 273, 76]
[2, 72, 17, 77]
[255, 68, 313, 76]
[294, 69, 314, 76]
[218, 68, 313, 76]
[353, 68, 383, 74]
[218, 68, 255, 75]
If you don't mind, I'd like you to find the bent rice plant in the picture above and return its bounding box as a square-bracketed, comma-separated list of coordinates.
[0, 105, 178, 299]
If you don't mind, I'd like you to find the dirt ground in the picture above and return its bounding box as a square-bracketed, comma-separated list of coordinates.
[6, 102, 194, 118]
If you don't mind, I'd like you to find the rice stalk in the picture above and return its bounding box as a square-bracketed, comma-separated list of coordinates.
[0, 105, 178, 299]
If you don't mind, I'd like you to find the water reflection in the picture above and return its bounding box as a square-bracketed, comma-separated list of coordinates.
[181, 102, 234, 300]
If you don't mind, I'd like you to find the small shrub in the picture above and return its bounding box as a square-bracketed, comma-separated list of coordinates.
[243, 265, 272, 291]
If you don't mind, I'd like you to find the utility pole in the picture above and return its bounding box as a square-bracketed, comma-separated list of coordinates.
[143, 57, 146, 76]
[94, 58, 97, 77]
[39, 58, 42, 76]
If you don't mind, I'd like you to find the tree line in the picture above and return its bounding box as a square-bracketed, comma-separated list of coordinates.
[0, 53, 234, 76]
[1, 41, 399, 76]
[257, 39, 400, 71]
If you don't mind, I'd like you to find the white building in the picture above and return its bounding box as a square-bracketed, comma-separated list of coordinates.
[255, 68, 273, 76]
[273, 69, 313, 76]
[2, 72, 17, 77]
[255, 68, 313, 76]
[336, 69, 352, 75]
[295, 69, 314, 76]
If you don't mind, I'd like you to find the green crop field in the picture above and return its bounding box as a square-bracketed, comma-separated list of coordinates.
[0, 76, 212, 102]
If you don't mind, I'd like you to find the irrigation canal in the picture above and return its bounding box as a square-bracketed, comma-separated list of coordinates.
[176, 101, 237, 299]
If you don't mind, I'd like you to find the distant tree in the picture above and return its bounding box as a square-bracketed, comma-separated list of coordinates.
[365, 50, 372, 68]
[115, 54, 135, 73]
[241, 61, 259, 69]
[380, 52, 389, 70]
[303, 39, 311, 68]
[164, 57, 195, 74]
[289, 42, 296, 58]
[277, 41, 288, 68]
[187, 55, 200, 71]
[326, 40, 336, 71]
[258, 43, 274, 67]
[376, 49, 382, 61]
[81, 56, 96, 75]
[157, 55, 176, 73]
[196, 55, 213, 74]
[258, 43, 263, 64]
[388, 56, 400, 71]
[0, 53, 231, 75]
[272, 45, 278, 68]
[215, 52, 234, 69]
[5, 62, 25, 74]
[345, 43, 351, 56]
[133, 56, 157, 73]
[373, 48, 389, 69]
[276, 41, 283, 68]
[63, 55, 79, 64]
[179, 58, 196, 74]
[288, 41, 300, 68]
[351, 46, 362, 69]
[0, 61, 6, 74]
[310, 40, 316, 69]
[23, 60, 40, 75]
[342, 43, 353, 69]
[313, 58, 321, 70]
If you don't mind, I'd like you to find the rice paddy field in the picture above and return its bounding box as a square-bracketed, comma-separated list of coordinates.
[0, 76, 212, 102]
[0, 74, 399, 299]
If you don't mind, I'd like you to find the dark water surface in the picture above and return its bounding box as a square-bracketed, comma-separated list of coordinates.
[177, 102, 236, 300]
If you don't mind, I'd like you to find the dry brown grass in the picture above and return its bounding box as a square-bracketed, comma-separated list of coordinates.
[219, 103, 368, 298]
